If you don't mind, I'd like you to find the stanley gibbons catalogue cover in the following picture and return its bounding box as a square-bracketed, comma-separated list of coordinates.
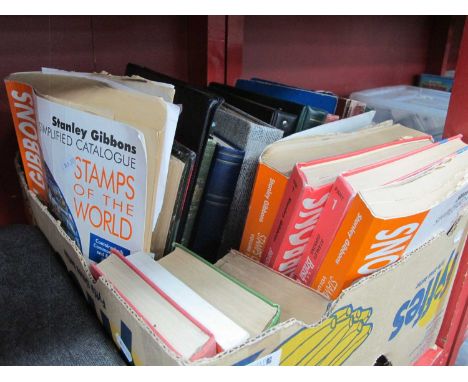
[5, 71, 179, 263]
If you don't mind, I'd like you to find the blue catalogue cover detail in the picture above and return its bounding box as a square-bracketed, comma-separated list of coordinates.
[89, 233, 130, 262]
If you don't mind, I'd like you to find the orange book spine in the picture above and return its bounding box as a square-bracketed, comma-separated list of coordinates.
[5, 79, 48, 203]
[311, 195, 427, 299]
[262, 165, 329, 277]
[239, 163, 288, 261]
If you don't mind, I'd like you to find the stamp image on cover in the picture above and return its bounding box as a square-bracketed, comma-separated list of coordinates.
[44, 162, 83, 251]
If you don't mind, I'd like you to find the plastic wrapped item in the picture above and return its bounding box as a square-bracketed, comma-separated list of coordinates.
[350, 85, 450, 141]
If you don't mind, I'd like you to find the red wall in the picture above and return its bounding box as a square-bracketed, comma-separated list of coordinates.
[0, 15, 456, 226]
[445, 19, 468, 142]
[242, 16, 433, 96]
[0, 16, 189, 225]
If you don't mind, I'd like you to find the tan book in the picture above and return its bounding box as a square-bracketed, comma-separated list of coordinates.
[127, 252, 250, 351]
[151, 143, 195, 258]
[93, 251, 216, 360]
[151, 155, 184, 258]
[158, 245, 281, 337]
[216, 250, 328, 324]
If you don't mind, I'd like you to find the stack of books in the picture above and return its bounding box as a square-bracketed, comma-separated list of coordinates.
[125, 66, 372, 262]
[93, 245, 280, 359]
[247, 129, 467, 298]
[6, 65, 467, 363]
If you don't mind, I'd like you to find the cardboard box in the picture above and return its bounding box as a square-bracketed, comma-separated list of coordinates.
[16, 159, 468, 365]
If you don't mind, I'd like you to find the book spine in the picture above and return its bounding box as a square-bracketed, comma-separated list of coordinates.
[236, 79, 338, 114]
[5, 80, 48, 203]
[173, 243, 281, 328]
[300, 106, 328, 131]
[311, 195, 427, 299]
[294, 108, 309, 133]
[262, 165, 330, 278]
[191, 145, 244, 262]
[152, 156, 179, 258]
[163, 147, 196, 256]
[180, 139, 216, 246]
[295, 176, 354, 285]
[239, 163, 289, 261]
[296, 106, 328, 133]
[96, 249, 217, 360]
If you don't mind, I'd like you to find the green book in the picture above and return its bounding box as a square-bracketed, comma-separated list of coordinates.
[295, 105, 329, 132]
[180, 136, 217, 246]
[208, 82, 328, 135]
[159, 244, 281, 335]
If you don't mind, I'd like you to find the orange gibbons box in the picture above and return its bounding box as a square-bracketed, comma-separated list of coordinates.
[312, 146, 468, 299]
